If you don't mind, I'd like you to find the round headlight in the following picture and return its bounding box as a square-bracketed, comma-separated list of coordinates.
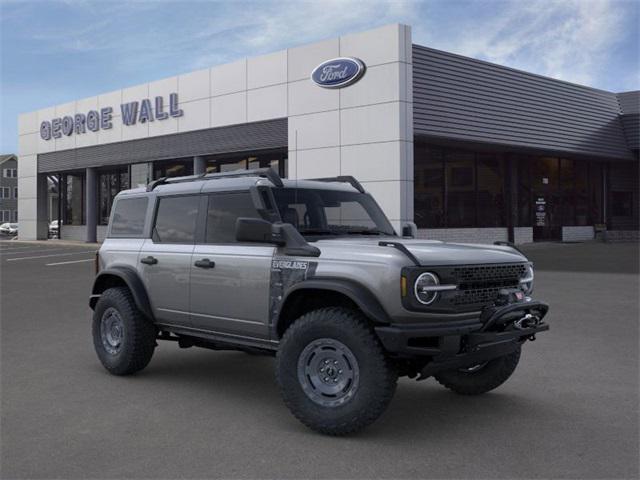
[414, 272, 440, 305]
[520, 263, 534, 294]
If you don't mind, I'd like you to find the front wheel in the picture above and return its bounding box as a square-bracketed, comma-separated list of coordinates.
[276, 307, 397, 436]
[434, 347, 521, 395]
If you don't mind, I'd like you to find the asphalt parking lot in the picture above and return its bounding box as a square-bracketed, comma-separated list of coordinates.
[1, 240, 638, 479]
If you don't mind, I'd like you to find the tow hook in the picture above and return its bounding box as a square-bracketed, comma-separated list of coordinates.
[514, 313, 540, 330]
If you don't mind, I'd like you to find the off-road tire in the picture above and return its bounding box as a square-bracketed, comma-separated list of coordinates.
[434, 347, 521, 395]
[276, 307, 397, 436]
[92, 287, 156, 376]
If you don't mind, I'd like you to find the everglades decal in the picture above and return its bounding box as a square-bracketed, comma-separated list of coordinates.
[269, 257, 318, 330]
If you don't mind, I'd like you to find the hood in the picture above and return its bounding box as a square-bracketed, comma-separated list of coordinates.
[313, 236, 527, 266]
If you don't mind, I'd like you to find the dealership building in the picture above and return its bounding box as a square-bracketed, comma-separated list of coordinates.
[17, 24, 639, 243]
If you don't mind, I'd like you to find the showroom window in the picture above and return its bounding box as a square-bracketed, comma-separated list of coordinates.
[61, 173, 85, 226]
[414, 144, 506, 229]
[153, 159, 194, 179]
[205, 150, 287, 178]
[98, 167, 130, 225]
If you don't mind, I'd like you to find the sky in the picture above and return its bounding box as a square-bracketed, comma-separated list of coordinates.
[1, 0, 638, 153]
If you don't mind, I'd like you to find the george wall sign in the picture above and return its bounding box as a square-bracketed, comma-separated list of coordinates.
[40, 93, 184, 141]
[311, 57, 366, 89]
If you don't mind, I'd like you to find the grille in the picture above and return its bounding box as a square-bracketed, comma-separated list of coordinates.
[436, 263, 527, 310]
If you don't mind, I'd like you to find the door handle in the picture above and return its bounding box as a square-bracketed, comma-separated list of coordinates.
[140, 256, 158, 265]
[194, 258, 215, 269]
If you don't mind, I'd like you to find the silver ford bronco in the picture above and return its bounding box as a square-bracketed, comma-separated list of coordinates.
[90, 168, 549, 435]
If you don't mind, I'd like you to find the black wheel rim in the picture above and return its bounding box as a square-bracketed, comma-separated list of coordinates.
[100, 307, 124, 355]
[297, 338, 360, 407]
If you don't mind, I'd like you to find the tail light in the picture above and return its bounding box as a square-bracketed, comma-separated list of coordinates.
[95, 251, 101, 275]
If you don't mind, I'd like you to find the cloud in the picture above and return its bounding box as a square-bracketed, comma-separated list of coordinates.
[414, 0, 637, 89]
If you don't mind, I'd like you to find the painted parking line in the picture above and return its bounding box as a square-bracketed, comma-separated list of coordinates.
[6, 251, 97, 262]
[46, 258, 95, 266]
[0, 247, 90, 256]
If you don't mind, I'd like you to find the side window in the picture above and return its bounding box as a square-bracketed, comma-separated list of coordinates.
[110, 197, 148, 236]
[205, 192, 260, 243]
[154, 195, 200, 244]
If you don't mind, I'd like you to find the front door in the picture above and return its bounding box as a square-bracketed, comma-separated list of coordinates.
[189, 192, 274, 339]
[138, 194, 201, 326]
[532, 157, 561, 241]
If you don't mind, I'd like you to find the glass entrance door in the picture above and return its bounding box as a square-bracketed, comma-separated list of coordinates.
[532, 157, 561, 241]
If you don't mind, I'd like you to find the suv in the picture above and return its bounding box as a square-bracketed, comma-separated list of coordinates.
[90, 169, 549, 435]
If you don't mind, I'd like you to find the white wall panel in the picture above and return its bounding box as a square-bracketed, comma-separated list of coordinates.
[211, 59, 246, 96]
[122, 84, 148, 104]
[98, 89, 122, 110]
[211, 91, 247, 127]
[289, 147, 340, 179]
[248, 50, 287, 89]
[247, 84, 287, 122]
[341, 102, 402, 145]
[288, 38, 340, 82]
[288, 110, 340, 151]
[179, 68, 210, 102]
[177, 98, 210, 132]
[18, 112, 38, 135]
[340, 24, 403, 67]
[18, 133, 38, 156]
[339, 62, 401, 109]
[288, 79, 339, 116]
[149, 76, 178, 99]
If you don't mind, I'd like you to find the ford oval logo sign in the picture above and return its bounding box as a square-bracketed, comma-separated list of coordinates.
[311, 57, 366, 89]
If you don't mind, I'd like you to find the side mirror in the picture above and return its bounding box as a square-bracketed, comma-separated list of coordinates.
[236, 218, 284, 245]
[235, 218, 320, 257]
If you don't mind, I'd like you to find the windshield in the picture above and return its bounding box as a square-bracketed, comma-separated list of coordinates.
[272, 188, 396, 237]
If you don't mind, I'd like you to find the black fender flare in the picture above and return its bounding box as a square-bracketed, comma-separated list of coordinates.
[277, 278, 391, 332]
[89, 267, 154, 320]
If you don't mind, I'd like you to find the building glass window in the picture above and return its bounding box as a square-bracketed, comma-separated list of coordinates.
[153, 159, 194, 179]
[61, 173, 85, 226]
[414, 145, 444, 228]
[477, 154, 505, 227]
[98, 167, 130, 225]
[589, 162, 604, 225]
[516, 156, 532, 227]
[206, 150, 287, 178]
[445, 151, 476, 228]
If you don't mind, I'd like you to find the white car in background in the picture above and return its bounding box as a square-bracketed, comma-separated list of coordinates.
[0, 223, 18, 236]
[49, 220, 60, 238]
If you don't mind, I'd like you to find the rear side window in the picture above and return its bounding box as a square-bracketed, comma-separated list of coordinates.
[153, 195, 200, 244]
[110, 197, 148, 236]
[205, 193, 260, 243]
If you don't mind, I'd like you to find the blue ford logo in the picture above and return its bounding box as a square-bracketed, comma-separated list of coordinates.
[311, 57, 366, 89]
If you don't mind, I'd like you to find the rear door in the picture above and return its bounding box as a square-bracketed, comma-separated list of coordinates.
[138, 194, 202, 326]
[189, 191, 274, 339]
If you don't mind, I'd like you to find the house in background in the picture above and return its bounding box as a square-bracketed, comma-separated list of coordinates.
[0, 154, 18, 223]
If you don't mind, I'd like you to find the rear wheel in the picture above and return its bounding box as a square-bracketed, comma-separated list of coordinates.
[434, 347, 521, 395]
[92, 287, 156, 375]
[276, 307, 397, 436]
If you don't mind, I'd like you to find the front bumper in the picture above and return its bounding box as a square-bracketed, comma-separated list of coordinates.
[375, 299, 549, 374]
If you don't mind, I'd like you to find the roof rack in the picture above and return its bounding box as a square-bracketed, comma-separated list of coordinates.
[308, 176, 365, 193]
[146, 167, 283, 192]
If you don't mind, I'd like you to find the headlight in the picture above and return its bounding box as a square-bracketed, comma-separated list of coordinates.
[519, 263, 534, 294]
[414, 272, 440, 305]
